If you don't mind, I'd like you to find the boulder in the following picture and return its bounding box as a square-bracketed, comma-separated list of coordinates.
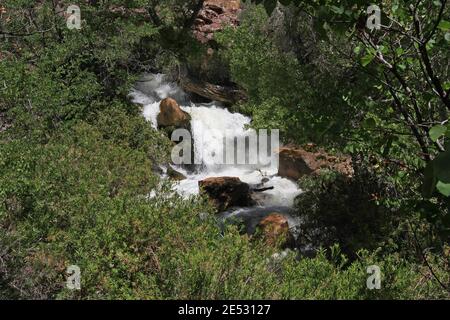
[157, 98, 191, 130]
[249, 177, 273, 205]
[199, 177, 254, 212]
[256, 213, 295, 249]
[167, 166, 186, 181]
[278, 146, 353, 181]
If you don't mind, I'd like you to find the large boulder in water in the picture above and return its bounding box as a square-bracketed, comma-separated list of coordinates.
[278, 146, 353, 181]
[256, 213, 295, 249]
[157, 98, 191, 130]
[199, 177, 254, 212]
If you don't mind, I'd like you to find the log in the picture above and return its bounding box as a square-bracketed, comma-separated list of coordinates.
[252, 186, 275, 192]
[179, 75, 247, 105]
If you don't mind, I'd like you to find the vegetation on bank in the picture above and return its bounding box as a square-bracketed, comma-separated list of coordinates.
[0, 1, 449, 299]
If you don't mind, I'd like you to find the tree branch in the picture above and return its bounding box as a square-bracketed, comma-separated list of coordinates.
[411, 1, 450, 111]
[384, 73, 431, 161]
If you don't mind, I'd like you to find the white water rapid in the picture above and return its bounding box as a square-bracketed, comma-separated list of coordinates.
[130, 73, 302, 226]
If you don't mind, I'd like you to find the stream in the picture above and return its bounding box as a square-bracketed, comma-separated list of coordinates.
[130, 73, 302, 235]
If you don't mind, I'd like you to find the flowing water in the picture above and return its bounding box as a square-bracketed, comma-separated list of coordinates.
[130, 73, 302, 231]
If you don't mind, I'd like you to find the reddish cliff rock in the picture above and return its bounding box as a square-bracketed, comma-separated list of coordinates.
[193, 0, 241, 44]
[278, 146, 354, 181]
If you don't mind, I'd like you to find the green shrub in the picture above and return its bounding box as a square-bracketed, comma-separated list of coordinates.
[294, 159, 400, 258]
[1, 126, 447, 299]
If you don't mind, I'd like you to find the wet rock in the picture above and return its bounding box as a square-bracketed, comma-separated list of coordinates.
[256, 213, 295, 249]
[278, 146, 353, 181]
[218, 206, 295, 235]
[157, 98, 191, 130]
[180, 75, 247, 105]
[199, 177, 254, 212]
[249, 178, 274, 205]
[167, 166, 186, 181]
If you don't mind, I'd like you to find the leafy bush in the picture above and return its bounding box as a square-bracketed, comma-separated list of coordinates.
[294, 158, 401, 258]
[1, 126, 447, 299]
[216, 4, 375, 145]
[1, 0, 449, 300]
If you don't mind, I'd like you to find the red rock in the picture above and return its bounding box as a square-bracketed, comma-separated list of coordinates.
[192, 1, 241, 44]
[278, 146, 354, 180]
[257, 213, 295, 249]
[205, 0, 241, 11]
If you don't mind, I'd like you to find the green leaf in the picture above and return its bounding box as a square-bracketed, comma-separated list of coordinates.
[436, 181, 450, 197]
[364, 117, 376, 128]
[330, 5, 345, 15]
[361, 54, 375, 67]
[429, 124, 447, 142]
[395, 47, 404, 56]
[438, 20, 450, 31]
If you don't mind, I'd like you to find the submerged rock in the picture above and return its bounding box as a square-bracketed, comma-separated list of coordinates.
[167, 166, 186, 181]
[199, 177, 254, 212]
[278, 146, 353, 181]
[256, 213, 295, 249]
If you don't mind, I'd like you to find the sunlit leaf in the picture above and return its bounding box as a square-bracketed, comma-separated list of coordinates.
[361, 54, 375, 67]
[436, 181, 450, 197]
[429, 124, 447, 142]
[438, 20, 450, 31]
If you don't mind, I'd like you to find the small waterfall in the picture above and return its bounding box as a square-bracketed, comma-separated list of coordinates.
[131, 74, 302, 229]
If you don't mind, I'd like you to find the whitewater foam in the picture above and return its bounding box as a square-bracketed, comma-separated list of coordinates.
[131, 74, 302, 208]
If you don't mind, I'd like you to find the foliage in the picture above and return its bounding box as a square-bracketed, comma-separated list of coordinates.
[221, 1, 449, 296]
[0, 0, 449, 300]
[0, 132, 448, 300]
[294, 158, 402, 258]
[246, 0, 450, 193]
[216, 4, 376, 145]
